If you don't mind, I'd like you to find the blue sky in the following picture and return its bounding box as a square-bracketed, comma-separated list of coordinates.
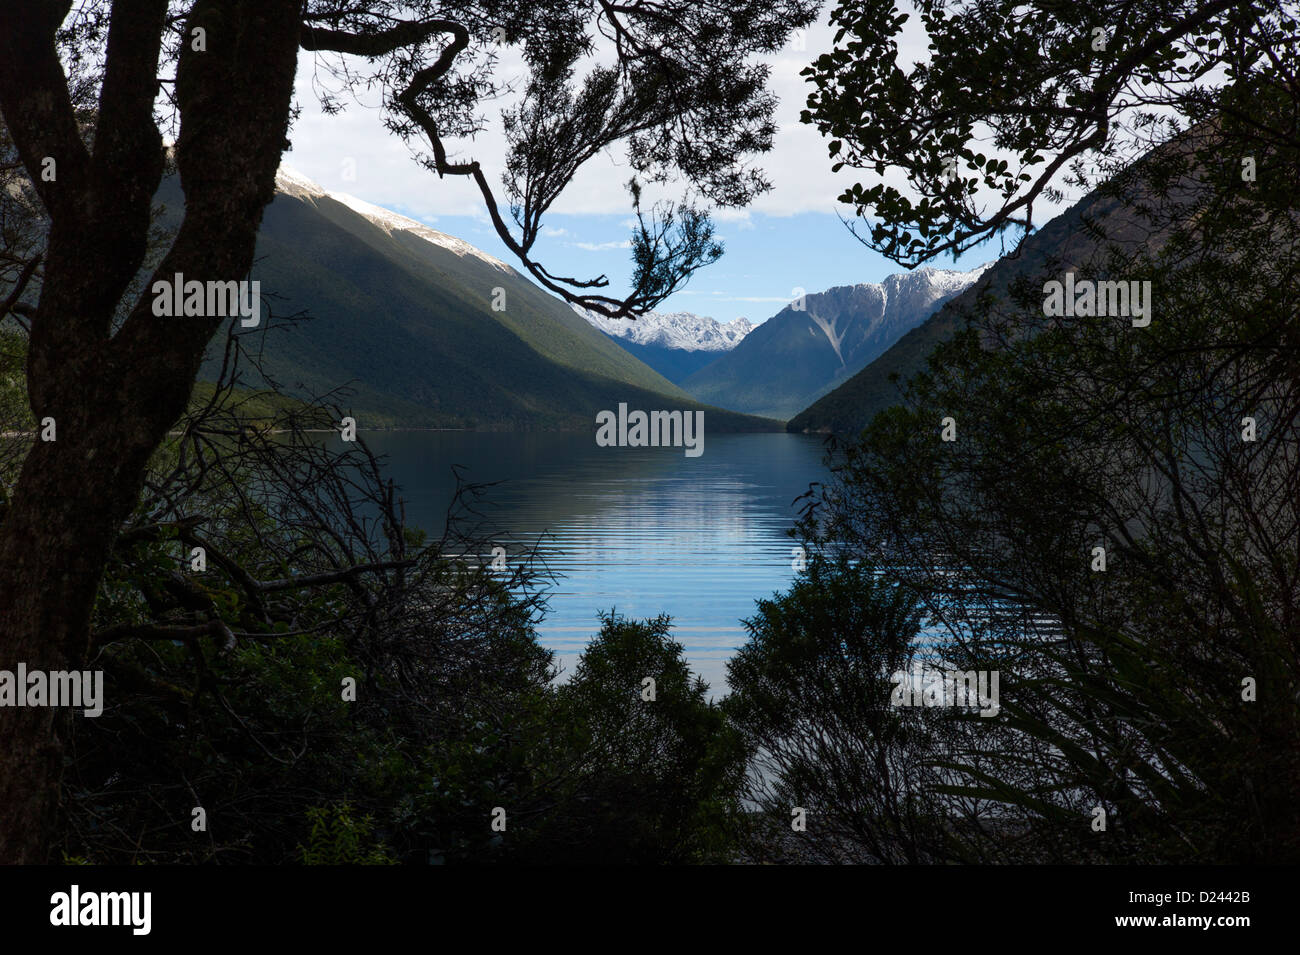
[284, 4, 1071, 326]
[409, 209, 1000, 325]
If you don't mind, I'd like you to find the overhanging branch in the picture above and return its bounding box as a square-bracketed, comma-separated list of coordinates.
[300, 13, 688, 319]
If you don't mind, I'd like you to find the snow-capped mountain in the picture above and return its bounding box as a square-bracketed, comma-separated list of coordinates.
[274, 165, 510, 272]
[682, 265, 990, 419]
[573, 306, 755, 383]
[576, 307, 754, 352]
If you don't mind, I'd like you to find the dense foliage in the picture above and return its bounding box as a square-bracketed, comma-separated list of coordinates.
[744, 0, 1300, 864]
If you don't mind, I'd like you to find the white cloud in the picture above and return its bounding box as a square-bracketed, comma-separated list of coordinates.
[573, 239, 633, 252]
[284, 6, 1078, 234]
[675, 290, 795, 304]
[713, 208, 755, 230]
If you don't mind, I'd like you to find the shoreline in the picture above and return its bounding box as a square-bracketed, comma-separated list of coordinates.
[4, 424, 793, 438]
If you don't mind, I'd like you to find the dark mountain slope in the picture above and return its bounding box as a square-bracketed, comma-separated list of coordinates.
[163, 173, 779, 431]
[788, 172, 1174, 435]
[682, 267, 984, 419]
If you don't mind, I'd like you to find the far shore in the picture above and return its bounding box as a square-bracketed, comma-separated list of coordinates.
[4, 423, 790, 438]
[1, 427, 475, 438]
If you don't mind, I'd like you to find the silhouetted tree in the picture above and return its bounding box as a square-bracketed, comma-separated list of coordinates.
[786, 0, 1300, 862]
[802, 0, 1298, 264]
[0, 0, 818, 862]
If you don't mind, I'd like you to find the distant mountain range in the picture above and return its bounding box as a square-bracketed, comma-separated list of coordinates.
[787, 164, 1168, 435]
[674, 266, 988, 419]
[575, 307, 754, 384]
[164, 167, 1003, 431]
[166, 168, 779, 432]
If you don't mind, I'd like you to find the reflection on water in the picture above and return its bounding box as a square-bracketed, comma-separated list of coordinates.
[366, 431, 830, 691]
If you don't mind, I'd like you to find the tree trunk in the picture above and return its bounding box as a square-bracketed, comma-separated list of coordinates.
[0, 415, 162, 861]
[0, 0, 303, 863]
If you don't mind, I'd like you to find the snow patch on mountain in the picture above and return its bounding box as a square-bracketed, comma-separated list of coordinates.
[274, 165, 510, 272]
[575, 307, 755, 352]
[874, 264, 992, 299]
[274, 166, 326, 200]
[902, 263, 992, 295]
[794, 265, 990, 365]
[813, 264, 990, 351]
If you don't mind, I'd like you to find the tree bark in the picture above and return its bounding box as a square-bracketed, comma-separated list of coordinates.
[0, 0, 303, 863]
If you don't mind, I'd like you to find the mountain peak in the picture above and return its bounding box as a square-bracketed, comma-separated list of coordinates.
[855, 262, 992, 296]
[681, 266, 988, 419]
[274, 165, 327, 199]
[273, 164, 510, 272]
[575, 306, 755, 353]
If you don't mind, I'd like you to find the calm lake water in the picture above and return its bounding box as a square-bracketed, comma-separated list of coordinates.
[365, 431, 831, 691]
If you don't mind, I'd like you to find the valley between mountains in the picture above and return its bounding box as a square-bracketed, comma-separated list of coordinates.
[184, 167, 997, 433]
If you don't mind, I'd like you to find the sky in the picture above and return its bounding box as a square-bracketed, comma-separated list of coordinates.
[282, 5, 1073, 325]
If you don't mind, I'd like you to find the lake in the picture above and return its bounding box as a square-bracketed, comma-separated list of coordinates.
[365, 431, 831, 691]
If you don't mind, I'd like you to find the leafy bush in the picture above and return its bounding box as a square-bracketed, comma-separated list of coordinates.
[299, 804, 397, 865]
